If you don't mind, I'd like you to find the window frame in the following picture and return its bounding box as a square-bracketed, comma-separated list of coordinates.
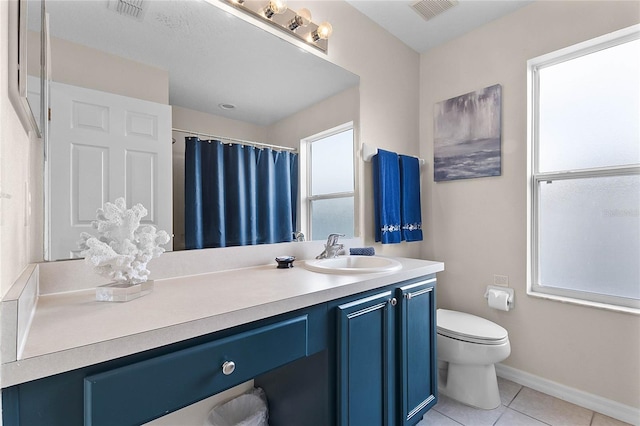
[527, 25, 640, 314]
[300, 122, 355, 241]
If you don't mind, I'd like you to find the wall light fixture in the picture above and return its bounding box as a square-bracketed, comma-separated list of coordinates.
[223, 0, 332, 52]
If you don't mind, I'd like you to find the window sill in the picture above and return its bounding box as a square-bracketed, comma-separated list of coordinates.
[526, 288, 640, 316]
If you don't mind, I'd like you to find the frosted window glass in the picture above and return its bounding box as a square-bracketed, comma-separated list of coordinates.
[538, 39, 640, 172]
[538, 175, 640, 299]
[311, 198, 354, 240]
[311, 129, 354, 195]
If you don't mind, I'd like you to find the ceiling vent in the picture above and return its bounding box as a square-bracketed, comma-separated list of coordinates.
[107, 0, 146, 21]
[411, 0, 459, 22]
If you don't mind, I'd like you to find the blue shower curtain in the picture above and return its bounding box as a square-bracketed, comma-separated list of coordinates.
[185, 137, 298, 249]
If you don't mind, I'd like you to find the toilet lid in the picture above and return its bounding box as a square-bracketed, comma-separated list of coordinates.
[437, 309, 508, 345]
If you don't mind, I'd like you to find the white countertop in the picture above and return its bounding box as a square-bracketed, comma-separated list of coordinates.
[1, 257, 443, 387]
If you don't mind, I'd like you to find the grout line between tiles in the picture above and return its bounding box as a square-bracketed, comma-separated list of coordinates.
[431, 382, 617, 426]
[432, 407, 465, 425]
[507, 385, 525, 407]
[511, 406, 555, 426]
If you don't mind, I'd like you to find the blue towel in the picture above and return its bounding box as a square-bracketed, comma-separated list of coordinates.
[399, 155, 423, 242]
[373, 149, 402, 244]
[350, 247, 376, 256]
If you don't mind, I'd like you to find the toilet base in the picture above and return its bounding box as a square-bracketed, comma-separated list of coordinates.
[439, 362, 501, 410]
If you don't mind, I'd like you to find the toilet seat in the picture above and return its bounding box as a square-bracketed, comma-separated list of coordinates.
[437, 309, 508, 345]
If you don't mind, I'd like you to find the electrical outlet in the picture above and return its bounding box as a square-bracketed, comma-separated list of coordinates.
[493, 274, 509, 287]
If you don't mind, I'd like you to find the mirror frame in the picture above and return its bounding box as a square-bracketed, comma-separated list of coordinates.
[8, 0, 45, 138]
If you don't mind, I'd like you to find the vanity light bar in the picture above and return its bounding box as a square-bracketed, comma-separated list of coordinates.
[224, 0, 330, 53]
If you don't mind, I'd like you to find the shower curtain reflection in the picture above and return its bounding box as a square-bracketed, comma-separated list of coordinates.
[185, 137, 298, 249]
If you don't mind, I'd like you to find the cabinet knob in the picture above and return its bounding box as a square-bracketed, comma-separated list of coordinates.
[389, 298, 397, 306]
[222, 360, 236, 375]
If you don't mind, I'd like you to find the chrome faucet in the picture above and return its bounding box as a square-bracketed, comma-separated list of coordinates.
[316, 233, 345, 259]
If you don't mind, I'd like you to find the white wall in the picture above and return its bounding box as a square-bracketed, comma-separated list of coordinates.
[419, 0, 640, 409]
[291, 1, 422, 258]
[0, 2, 43, 298]
[267, 87, 359, 150]
[50, 36, 168, 104]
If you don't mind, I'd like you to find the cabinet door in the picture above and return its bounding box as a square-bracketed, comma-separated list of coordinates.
[336, 291, 394, 426]
[397, 278, 437, 425]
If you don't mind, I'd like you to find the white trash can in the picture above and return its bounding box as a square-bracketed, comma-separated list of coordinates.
[205, 387, 268, 426]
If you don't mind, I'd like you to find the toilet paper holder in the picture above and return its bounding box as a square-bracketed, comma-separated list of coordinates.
[484, 285, 515, 310]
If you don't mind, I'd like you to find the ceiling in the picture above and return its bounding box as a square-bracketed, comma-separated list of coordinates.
[41, 0, 533, 125]
[345, 0, 534, 53]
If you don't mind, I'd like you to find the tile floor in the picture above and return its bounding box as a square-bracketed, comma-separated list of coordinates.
[417, 378, 633, 426]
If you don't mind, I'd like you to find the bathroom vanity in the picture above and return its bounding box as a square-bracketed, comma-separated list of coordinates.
[1, 256, 443, 426]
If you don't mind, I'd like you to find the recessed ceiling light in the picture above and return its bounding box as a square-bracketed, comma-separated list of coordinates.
[218, 103, 237, 111]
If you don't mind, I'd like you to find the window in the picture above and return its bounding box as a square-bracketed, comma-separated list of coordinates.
[302, 123, 355, 241]
[528, 26, 640, 312]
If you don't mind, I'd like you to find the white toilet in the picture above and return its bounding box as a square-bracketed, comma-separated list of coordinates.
[436, 309, 510, 410]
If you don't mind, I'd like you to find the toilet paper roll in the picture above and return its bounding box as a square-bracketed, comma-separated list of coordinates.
[488, 289, 510, 311]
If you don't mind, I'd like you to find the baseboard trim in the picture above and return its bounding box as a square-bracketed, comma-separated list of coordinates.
[495, 364, 639, 425]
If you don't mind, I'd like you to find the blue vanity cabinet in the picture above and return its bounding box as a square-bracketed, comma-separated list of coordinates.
[397, 278, 438, 424]
[2, 274, 438, 426]
[335, 276, 437, 426]
[336, 290, 395, 426]
[1, 306, 326, 426]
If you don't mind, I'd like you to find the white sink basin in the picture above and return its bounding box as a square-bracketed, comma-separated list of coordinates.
[304, 256, 402, 274]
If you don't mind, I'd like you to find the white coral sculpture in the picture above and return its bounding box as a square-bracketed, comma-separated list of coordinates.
[79, 198, 170, 284]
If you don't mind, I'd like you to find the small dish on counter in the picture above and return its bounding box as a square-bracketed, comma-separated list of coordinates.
[275, 256, 296, 269]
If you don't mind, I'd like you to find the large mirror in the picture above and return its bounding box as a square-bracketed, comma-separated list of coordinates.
[42, 0, 360, 260]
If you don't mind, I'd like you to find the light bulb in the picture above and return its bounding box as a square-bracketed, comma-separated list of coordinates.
[263, 0, 287, 18]
[287, 8, 312, 30]
[270, 0, 287, 13]
[297, 8, 311, 25]
[310, 21, 332, 42]
[317, 22, 332, 39]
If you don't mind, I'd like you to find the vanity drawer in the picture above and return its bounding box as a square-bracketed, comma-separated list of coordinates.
[84, 315, 308, 426]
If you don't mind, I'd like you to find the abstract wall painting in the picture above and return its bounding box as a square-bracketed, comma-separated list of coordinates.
[434, 84, 502, 182]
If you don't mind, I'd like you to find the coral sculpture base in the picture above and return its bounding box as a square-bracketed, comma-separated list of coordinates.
[95, 281, 154, 302]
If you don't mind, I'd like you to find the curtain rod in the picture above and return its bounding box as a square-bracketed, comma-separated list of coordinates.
[172, 128, 297, 152]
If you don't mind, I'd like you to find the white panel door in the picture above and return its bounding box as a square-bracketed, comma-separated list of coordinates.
[48, 82, 172, 260]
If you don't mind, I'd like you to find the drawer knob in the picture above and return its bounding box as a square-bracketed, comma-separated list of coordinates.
[222, 361, 236, 375]
[389, 297, 397, 306]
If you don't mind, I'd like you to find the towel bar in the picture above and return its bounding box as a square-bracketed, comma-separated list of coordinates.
[361, 143, 425, 165]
